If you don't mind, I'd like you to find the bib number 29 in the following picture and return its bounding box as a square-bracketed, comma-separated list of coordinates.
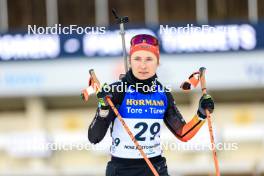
[134, 122, 160, 141]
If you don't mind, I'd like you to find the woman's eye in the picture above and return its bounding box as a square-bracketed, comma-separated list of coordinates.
[146, 57, 153, 61]
[134, 57, 141, 61]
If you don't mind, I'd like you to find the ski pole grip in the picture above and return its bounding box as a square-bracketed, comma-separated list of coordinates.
[199, 67, 207, 95]
[89, 69, 100, 87]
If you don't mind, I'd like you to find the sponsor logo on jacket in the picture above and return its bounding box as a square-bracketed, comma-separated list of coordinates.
[126, 99, 164, 106]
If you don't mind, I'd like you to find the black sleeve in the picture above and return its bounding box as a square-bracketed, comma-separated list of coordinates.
[88, 108, 115, 144]
[163, 91, 187, 137]
[88, 81, 125, 144]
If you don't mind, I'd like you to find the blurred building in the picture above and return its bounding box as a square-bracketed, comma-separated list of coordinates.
[0, 0, 264, 175]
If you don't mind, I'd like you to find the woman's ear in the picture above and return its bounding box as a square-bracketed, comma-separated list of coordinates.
[127, 55, 131, 70]
[156, 56, 160, 66]
[128, 55, 131, 64]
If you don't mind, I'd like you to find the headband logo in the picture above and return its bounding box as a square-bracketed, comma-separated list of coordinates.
[139, 45, 151, 49]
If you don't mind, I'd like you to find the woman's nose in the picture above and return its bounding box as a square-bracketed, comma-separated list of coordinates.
[140, 60, 147, 69]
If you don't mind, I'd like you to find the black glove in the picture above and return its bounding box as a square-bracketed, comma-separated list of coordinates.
[197, 94, 214, 119]
[97, 83, 112, 110]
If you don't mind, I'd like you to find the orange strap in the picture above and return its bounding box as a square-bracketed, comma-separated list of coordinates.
[180, 72, 200, 92]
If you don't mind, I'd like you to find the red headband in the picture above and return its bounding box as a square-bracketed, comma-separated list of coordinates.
[130, 43, 160, 61]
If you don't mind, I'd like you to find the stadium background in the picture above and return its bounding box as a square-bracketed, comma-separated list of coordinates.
[0, 0, 264, 175]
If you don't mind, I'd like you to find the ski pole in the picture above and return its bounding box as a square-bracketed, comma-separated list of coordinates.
[112, 9, 129, 73]
[89, 69, 159, 176]
[199, 67, 220, 176]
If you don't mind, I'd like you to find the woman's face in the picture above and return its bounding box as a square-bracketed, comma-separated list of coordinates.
[130, 50, 159, 80]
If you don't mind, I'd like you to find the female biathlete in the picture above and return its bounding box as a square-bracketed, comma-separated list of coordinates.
[87, 34, 214, 176]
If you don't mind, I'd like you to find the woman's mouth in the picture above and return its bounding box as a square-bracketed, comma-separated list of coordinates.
[139, 72, 148, 75]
